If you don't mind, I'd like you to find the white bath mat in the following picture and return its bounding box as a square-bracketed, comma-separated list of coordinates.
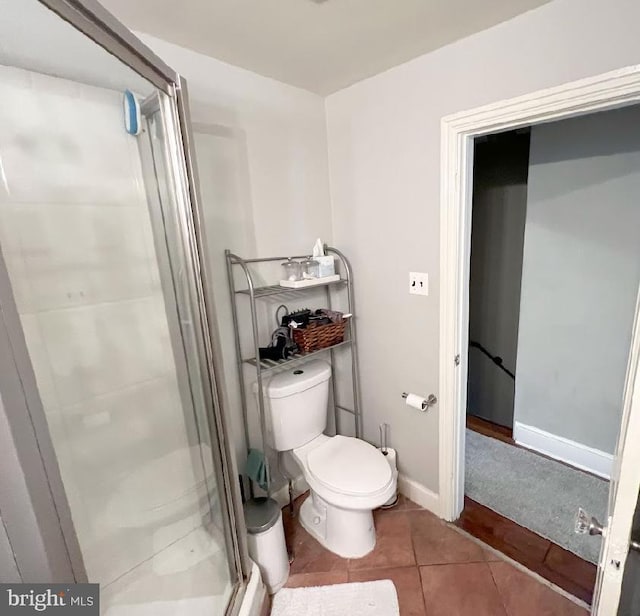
[271, 580, 399, 616]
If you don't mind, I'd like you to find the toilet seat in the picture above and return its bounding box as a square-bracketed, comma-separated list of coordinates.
[307, 435, 392, 496]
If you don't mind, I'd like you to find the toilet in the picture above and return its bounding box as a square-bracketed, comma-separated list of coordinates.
[262, 360, 396, 558]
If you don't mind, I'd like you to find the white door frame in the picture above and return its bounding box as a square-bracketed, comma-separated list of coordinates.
[439, 64, 640, 613]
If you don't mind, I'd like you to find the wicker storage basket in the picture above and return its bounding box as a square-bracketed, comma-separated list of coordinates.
[292, 310, 346, 353]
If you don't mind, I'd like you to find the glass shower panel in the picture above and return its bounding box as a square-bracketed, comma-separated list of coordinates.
[0, 1, 236, 614]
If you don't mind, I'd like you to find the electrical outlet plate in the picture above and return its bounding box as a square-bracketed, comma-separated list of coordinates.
[409, 272, 429, 296]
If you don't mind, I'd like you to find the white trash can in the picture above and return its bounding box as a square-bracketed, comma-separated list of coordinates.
[244, 497, 290, 594]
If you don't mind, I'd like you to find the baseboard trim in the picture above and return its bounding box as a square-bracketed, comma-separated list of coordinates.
[398, 473, 441, 517]
[513, 421, 613, 479]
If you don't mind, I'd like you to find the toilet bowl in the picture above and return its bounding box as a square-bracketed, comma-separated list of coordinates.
[260, 360, 397, 558]
[291, 434, 395, 558]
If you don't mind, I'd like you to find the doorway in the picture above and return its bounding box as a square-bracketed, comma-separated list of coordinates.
[439, 66, 640, 615]
[460, 105, 640, 601]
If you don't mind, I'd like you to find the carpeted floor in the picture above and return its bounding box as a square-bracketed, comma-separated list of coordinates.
[465, 429, 609, 563]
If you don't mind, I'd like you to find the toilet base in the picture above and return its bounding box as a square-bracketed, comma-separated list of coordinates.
[299, 491, 376, 558]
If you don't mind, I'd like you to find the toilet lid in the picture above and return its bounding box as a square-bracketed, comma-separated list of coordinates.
[307, 436, 392, 495]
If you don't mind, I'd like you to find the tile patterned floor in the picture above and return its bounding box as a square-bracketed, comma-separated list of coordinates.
[278, 493, 588, 615]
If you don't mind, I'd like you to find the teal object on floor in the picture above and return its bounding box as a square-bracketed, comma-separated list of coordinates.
[246, 448, 269, 491]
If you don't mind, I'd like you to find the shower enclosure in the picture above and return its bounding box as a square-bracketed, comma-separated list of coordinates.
[0, 1, 249, 614]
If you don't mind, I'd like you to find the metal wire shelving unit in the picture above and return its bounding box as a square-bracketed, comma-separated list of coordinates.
[225, 247, 361, 497]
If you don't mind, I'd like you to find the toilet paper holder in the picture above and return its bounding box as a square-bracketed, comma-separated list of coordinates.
[402, 392, 438, 410]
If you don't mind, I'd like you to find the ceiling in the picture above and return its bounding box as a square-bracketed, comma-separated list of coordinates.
[100, 0, 551, 95]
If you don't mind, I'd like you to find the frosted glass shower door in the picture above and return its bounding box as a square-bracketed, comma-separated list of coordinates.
[0, 1, 241, 614]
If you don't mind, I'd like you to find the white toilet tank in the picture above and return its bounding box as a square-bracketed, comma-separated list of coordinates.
[264, 360, 331, 451]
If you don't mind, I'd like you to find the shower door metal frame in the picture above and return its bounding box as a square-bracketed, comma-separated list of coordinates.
[136, 87, 251, 597]
[0, 1, 250, 612]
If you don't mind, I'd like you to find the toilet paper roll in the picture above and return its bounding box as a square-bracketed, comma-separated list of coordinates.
[405, 393, 428, 411]
[379, 447, 397, 473]
[378, 447, 398, 508]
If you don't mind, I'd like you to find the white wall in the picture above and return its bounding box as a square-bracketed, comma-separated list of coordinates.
[137, 34, 333, 469]
[326, 0, 640, 495]
[514, 106, 640, 456]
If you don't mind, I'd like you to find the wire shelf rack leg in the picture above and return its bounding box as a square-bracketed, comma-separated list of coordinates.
[226, 250, 272, 498]
[326, 246, 362, 439]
